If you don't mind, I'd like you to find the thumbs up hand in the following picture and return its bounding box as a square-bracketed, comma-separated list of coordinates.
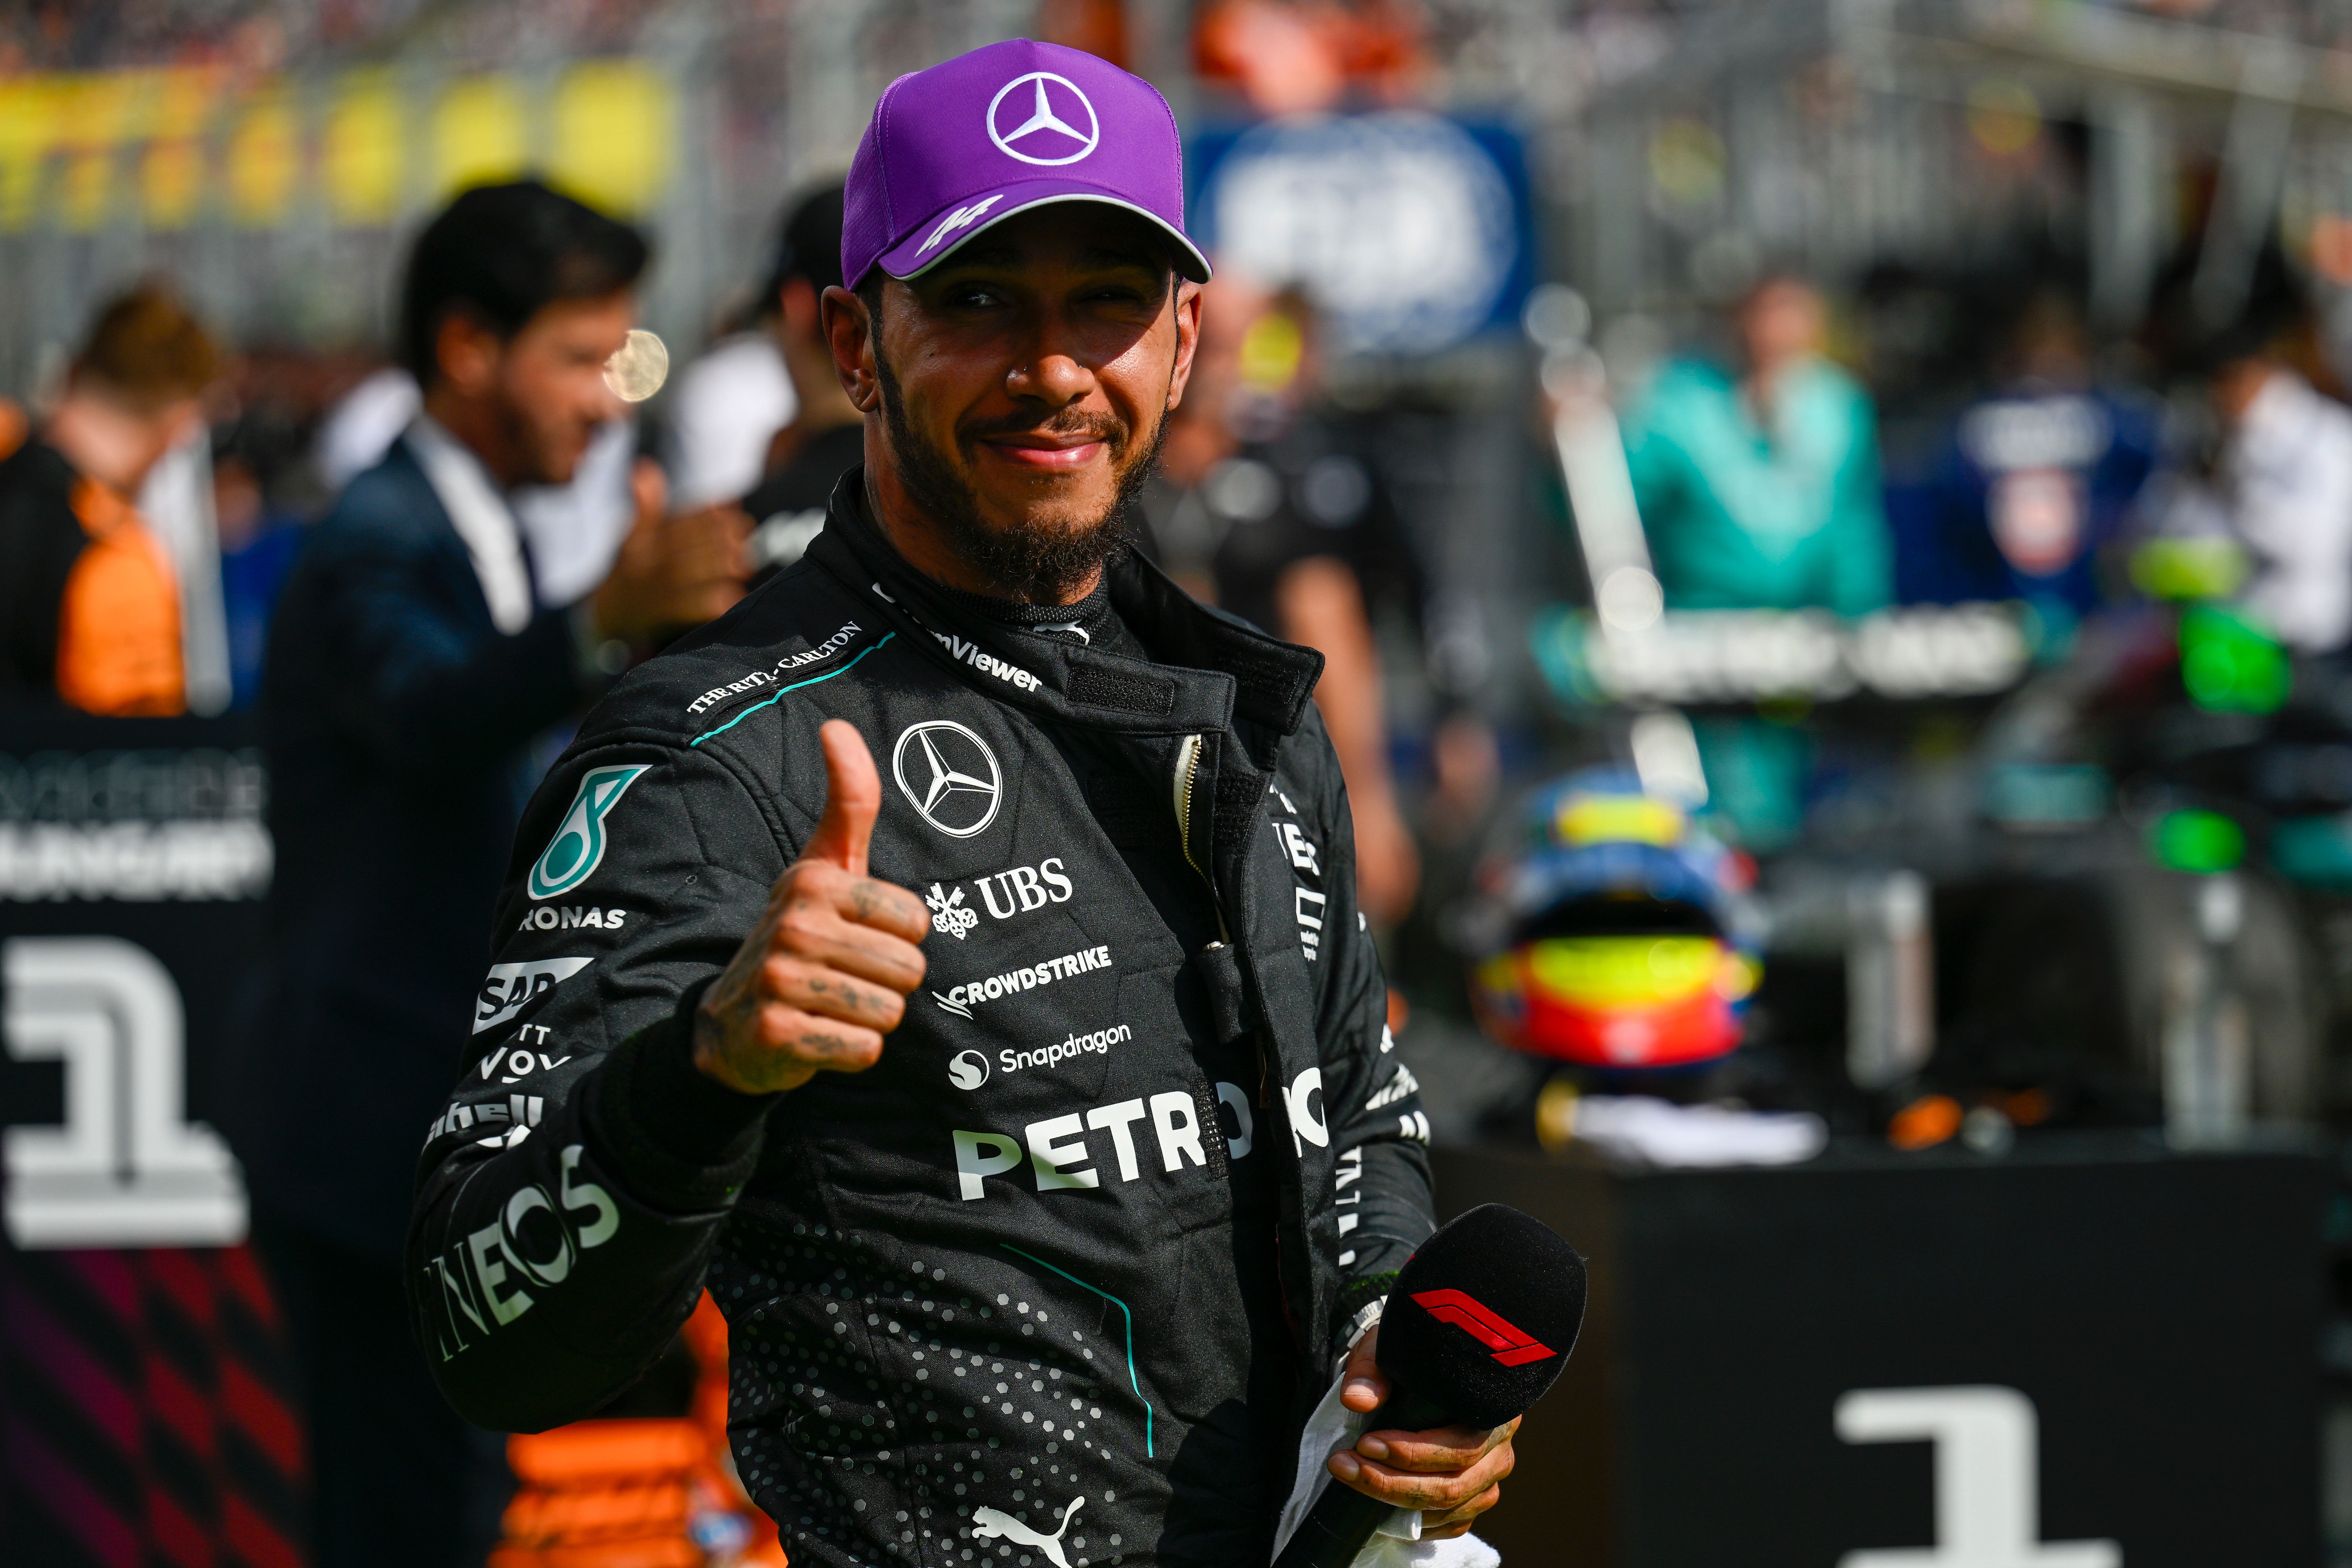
[694, 721, 931, 1095]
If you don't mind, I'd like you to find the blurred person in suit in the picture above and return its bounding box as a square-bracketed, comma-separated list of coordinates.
[737, 181, 867, 586]
[1900, 287, 2160, 649]
[0, 282, 219, 714]
[239, 181, 749, 1568]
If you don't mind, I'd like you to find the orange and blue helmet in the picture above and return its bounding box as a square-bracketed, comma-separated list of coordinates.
[1471, 770, 1760, 1071]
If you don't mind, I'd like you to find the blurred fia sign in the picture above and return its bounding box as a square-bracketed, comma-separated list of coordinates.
[1190, 112, 1532, 356]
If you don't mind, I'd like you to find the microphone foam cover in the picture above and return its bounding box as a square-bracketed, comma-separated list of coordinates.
[1376, 1204, 1587, 1430]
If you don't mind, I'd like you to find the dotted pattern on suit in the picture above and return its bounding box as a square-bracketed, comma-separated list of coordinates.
[715, 1220, 1153, 1567]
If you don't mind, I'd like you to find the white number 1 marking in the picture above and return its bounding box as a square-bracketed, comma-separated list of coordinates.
[1837, 1386, 2120, 1568]
[4, 936, 246, 1248]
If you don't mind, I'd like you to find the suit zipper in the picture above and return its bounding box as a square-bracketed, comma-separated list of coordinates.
[1179, 741, 1266, 1115]
[1173, 734, 1204, 877]
[1173, 734, 1231, 942]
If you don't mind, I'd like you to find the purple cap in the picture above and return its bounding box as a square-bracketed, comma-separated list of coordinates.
[842, 39, 1210, 290]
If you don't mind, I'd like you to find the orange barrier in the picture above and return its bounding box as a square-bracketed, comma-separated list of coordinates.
[494, 1295, 783, 1568]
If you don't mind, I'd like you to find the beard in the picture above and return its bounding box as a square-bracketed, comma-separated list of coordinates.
[873, 349, 1164, 602]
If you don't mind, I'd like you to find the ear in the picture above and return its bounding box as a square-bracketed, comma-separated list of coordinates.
[1165, 278, 1205, 412]
[822, 283, 882, 413]
[434, 310, 502, 398]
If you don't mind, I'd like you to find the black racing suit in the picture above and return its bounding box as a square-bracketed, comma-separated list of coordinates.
[405, 473, 1437, 1566]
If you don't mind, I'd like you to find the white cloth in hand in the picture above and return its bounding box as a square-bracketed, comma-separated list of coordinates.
[1269, 1365, 1501, 1568]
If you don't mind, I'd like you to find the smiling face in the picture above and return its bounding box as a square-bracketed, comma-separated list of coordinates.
[826, 202, 1202, 603]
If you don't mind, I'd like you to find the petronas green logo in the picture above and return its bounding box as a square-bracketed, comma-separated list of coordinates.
[529, 765, 649, 900]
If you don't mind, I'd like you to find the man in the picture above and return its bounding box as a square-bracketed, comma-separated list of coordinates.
[407, 41, 1516, 1567]
[0, 281, 218, 714]
[1911, 288, 2159, 647]
[2198, 307, 2352, 655]
[740, 181, 869, 585]
[1622, 273, 1891, 617]
[1619, 274, 1891, 848]
[246, 181, 748, 1568]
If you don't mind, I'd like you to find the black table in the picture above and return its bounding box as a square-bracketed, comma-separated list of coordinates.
[1433, 1135, 2326, 1567]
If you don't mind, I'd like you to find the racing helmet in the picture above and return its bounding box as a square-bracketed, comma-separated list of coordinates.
[1471, 770, 1760, 1070]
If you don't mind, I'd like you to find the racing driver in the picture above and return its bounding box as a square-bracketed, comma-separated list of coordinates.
[407, 39, 1518, 1565]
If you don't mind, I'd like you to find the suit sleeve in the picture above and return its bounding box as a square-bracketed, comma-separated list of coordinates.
[303, 523, 598, 779]
[1286, 712, 1436, 1366]
[403, 735, 791, 1431]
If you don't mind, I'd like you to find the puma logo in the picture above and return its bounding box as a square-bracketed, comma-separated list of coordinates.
[971, 1495, 1083, 1567]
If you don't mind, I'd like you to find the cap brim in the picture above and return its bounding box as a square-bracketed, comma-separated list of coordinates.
[878, 180, 1211, 285]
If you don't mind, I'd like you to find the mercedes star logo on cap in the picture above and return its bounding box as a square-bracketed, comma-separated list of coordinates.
[893, 720, 1004, 838]
[987, 71, 1101, 166]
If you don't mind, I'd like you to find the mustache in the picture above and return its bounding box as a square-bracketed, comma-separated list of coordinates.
[957, 407, 1128, 449]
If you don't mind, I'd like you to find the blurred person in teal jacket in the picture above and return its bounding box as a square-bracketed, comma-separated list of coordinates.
[1615, 277, 1890, 847]
[1622, 275, 1891, 615]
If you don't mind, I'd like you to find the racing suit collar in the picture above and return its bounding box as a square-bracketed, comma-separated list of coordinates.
[806, 465, 1323, 740]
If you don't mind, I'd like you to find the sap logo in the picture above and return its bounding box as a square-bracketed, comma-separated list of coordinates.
[948, 1050, 992, 1090]
[930, 630, 1042, 692]
[517, 905, 628, 932]
[918, 193, 1005, 256]
[927, 883, 979, 940]
[420, 1145, 621, 1361]
[951, 1080, 1249, 1200]
[1000, 1023, 1130, 1078]
[1836, 1387, 2119, 1568]
[529, 765, 647, 899]
[972, 858, 1074, 919]
[476, 1026, 573, 1086]
[971, 1495, 1082, 1567]
[474, 956, 592, 1034]
[933, 944, 1111, 1018]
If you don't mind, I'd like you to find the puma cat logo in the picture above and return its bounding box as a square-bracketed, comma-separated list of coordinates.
[971, 1495, 1083, 1567]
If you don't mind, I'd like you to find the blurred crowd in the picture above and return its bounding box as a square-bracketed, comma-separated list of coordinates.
[14, 165, 2352, 984]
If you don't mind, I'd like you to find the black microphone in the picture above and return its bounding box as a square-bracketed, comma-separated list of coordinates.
[1273, 1204, 1587, 1568]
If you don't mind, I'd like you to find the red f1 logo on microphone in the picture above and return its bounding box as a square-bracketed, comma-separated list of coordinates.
[1411, 1289, 1557, 1368]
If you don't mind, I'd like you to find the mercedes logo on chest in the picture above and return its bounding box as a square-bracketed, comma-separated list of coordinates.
[892, 720, 1004, 838]
[987, 71, 1101, 166]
